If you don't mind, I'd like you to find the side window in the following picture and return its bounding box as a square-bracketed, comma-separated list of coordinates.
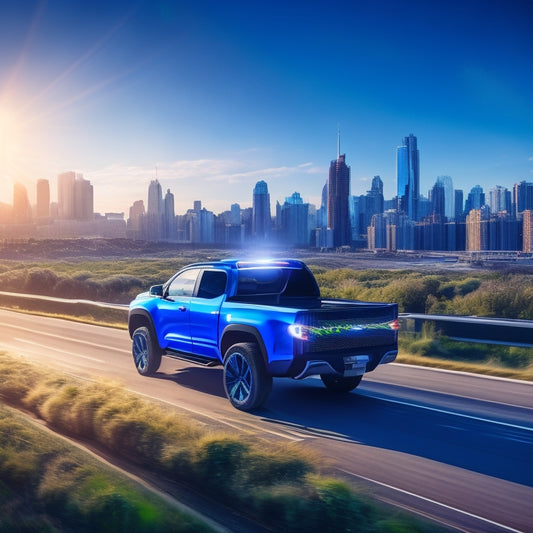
[167, 269, 200, 298]
[197, 270, 227, 299]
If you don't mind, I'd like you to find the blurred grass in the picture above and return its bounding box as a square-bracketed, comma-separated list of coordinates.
[0, 404, 213, 532]
[0, 351, 447, 533]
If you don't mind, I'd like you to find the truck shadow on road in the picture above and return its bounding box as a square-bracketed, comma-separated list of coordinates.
[155, 365, 227, 399]
[151, 364, 531, 487]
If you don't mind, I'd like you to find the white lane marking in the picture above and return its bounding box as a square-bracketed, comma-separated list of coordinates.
[4, 323, 130, 354]
[126, 391, 304, 442]
[372, 365, 533, 411]
[14, 338, 105, 363]
[357, 389, 533, 434]
[341, 469, 525, 533]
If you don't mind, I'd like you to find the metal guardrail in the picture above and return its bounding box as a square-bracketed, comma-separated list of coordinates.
[1, 291, 532, 348]
[0, 291, 129, 312]
[400, 313, 533, 348]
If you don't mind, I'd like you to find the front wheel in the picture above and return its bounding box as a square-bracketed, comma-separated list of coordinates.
[223, 343, 272, 411]
[132, 326, 162, 376]
[320, 374, 362, 393]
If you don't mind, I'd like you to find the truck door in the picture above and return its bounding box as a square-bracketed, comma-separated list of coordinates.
[190, 269, 227, 360]
[158, 268, 201, 353]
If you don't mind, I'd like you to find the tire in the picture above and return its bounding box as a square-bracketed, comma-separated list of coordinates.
[320, 374, 362, 393]
[132, 326, 162, 376]
[223, 343, 272, 411]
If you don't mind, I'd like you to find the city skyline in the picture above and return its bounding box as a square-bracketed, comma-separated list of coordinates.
[1, 1, 532, 215]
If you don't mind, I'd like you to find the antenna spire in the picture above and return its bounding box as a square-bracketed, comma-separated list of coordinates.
[337, 125, 340, 158]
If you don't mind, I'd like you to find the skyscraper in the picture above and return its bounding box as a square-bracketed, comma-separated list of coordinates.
[74, 174, 93, 220]
[430, 179, 446, 219]
[327, 149, 351, 247]
[163, 188, 176, 240]
[252, 180, 271, 240]
[13, 183, 32, 223]
[513, 181, 533, 217]
[147, 179, 163, 216]
[57, 171, 76, 219]
[465, 185, 485, 213]
[489, 185, 511, 214]
[396, 134, 420, 221]
[436, 175, 454, 219]
[278, 192, 309, 246]
[36, 179, 50, 219]
[146, 179, 163, 240]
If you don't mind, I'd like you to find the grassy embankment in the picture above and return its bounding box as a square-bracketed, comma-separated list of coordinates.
[0, 352, 443, 533]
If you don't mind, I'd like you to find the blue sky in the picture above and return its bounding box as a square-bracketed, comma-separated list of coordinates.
[1, 0, 532, 215]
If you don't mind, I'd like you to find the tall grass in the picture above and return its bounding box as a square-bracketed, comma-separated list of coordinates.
[0, 352, 443, 532]
[0, 406, 213, 532]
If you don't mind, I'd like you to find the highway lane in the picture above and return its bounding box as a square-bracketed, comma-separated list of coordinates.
[1, 309, 532, 533]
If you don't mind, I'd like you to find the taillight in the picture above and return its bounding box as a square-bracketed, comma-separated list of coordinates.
[388, 318, 400, 330]
[288, 324, 309, 341]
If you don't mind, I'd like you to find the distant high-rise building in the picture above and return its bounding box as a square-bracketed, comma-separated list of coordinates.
[429, 179, 446, 219]
[127, 200, 145, 240]
[489, 185, 511, 214]
[74, 174, 93, 220]
[36, 179, 50, 219]
[523, 210, 532, 252]
[278, 192, 309, 246]
[436, 176, 454, 219]
[513, 181, 533, 217]
[146, 179, 164, 240]
[454, 189, 464, 220]
[366, 176, 384, 216]
[57, 171, 93, 220]
[252, 180, 271, 240]
[465, 185, 485, 213]
[230, 203, 241, 226]
[466, 207, 490, 251]
[163, 188, 176, 240]
[327, 149, 351, 247]
[396, 134, 420, 221]
[13, 183, 32, 223]
[57, 171, 76, 219]
[147, 179, 163, 216]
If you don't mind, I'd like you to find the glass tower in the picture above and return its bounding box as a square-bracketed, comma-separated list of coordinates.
[396, 134, 420, 221]
[252, 180, 271, 240]
[327, 153, 351, 247]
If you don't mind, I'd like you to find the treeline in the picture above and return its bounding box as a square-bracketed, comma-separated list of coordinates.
[0, 260, 185, 304]
[1, 260, 533, 319]
[313, 267, 533, 319]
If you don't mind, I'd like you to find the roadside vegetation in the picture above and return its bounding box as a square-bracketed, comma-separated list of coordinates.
[1, 259, 533, 318]
[1, 259, 531, 378]
[0, 406, 212, 532]
[0, 352, 443, 533]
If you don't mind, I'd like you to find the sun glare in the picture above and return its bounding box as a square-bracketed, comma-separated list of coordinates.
[0, 106, 21, 203]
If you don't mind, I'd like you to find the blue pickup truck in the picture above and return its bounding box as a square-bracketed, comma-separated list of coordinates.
[128, 259, 398, 411]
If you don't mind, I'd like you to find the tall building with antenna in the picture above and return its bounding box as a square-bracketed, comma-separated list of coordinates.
[327, 131, 351, 247]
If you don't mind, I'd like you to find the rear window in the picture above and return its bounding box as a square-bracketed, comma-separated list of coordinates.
[236, 267, 319, 298]
[237, 268, 288, 295]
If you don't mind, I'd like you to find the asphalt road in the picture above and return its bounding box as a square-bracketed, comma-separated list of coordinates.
[1, 309, 532, 533]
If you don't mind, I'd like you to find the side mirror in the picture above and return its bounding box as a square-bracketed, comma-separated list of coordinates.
[149, 284, 164, 297]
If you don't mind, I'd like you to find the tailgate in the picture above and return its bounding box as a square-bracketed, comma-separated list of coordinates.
[294, 301, 398, 355]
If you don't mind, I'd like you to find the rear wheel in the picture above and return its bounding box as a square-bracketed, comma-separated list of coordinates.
[132, 326, 162, 376]
[223, 343, 272, 411]
[320, 374, 362, 393]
